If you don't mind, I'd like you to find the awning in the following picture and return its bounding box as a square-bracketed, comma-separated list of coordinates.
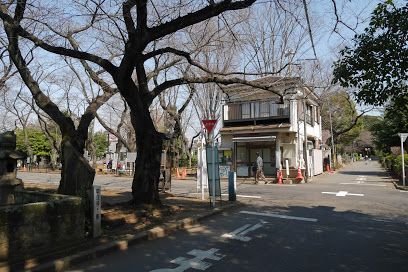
[232, 136, 276, 142]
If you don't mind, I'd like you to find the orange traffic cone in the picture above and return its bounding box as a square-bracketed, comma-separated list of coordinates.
[181, 168, 187, 179]
[277, 170, 283, 184]
[295, 167, 304, 182]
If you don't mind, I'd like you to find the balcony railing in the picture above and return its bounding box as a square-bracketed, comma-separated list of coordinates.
[224, 100, 290, 122]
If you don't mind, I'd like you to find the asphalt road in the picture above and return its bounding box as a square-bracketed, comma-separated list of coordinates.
[21, 161, 408, 271]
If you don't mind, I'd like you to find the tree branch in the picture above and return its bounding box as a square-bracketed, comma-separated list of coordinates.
[148, 0, 256, 41]
[144, 47, 291, 76]
[0, 5, 117, 74]
[122, 0, 137, 39]
[150, 75, 284, 100]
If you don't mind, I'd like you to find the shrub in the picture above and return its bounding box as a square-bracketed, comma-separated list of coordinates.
[392, 154, 408, 176]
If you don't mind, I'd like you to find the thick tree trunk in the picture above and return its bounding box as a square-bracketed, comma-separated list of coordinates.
[58, 139, 95, 204]
[131, 116, 163, 206]
[131, 104, 164, 205]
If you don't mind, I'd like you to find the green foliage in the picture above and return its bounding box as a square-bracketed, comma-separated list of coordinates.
[370, 95, 408, 152]
[392, 154, 408, 174]
[93, 131, 108, 158]
[15, 128, 52, 157]
[321, 90, 362, 150]
[333, 2, 408, 106]
[178, 153, 189, 167]
[380, 153, 408, 176]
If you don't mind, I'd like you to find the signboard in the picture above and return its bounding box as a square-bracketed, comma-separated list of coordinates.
[92, 185, 102, 237]
[398, 133, 408, 142]
[206, 146, 221, 197]
[202, 119, 217, 134]
[219, 165, 230, 178]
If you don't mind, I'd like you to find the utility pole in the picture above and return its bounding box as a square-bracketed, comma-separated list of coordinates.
[303, 94, 309, 183]
[328, 106, 336, 169]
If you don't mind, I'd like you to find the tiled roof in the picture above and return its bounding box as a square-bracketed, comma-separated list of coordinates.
[221, 76, 302, 102]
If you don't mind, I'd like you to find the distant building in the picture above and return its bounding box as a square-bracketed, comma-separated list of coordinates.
[219, 76, 323, 178]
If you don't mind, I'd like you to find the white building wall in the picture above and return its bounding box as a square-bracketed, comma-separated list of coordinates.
[289, 99, 298, 132]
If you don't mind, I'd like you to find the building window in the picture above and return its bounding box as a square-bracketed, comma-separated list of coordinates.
[306, 104, 312, 124]
[270, 102, 278, 116]
[236, 145, 248, 163]
[260, 101, 270, 117]
[241, 103, 250, 119]
[251, 102, 260, 118]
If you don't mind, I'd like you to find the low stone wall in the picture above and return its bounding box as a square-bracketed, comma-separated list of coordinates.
[0, 191, 85, 264]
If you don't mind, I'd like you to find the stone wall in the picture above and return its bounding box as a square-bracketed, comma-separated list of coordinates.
[0, 191, 85, 264]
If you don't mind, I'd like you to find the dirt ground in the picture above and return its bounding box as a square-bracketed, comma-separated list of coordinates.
[23, 182, 212, 239]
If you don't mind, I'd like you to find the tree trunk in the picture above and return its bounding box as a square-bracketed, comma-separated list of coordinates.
[131, 114, 163, 206]
[58, 138, 95, 206]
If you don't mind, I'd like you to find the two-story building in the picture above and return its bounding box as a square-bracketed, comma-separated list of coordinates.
[219, 76, 323, 179]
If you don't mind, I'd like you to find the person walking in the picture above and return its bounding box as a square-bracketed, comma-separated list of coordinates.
[254, 152, 267, 184]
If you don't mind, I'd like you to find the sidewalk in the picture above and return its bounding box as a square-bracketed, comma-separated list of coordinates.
[3, 183, 239, 272]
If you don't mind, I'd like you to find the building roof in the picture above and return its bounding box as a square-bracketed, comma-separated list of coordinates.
[221, 75, 318, 103]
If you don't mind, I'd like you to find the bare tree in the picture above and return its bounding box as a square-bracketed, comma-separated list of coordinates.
[0, 1, 298, 206]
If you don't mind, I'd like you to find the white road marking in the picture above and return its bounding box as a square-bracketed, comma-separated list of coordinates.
[150, 248, 224, 272]
[322, 191, 364, 197]
[356, 178, 366, 181]
[221, 194, 262, 199]
[239, 211, 318, 222]
[265, 184, 297, 186]
[340, 183, 387, 187]
[221, 223, 263, 242]
[397, 190, 408, 193]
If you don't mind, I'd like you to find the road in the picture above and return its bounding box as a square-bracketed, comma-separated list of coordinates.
[21, 161, 408, 271]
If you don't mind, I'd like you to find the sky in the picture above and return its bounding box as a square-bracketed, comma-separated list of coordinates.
[2, 0, 401, 136]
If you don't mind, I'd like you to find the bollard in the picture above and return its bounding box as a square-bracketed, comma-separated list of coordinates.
[228, 171, 236, 201]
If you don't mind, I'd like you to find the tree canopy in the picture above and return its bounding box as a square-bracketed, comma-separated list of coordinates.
[15, 127, 52, 157]
[333, 1, 408, 106]
[371, 95, 408, 152]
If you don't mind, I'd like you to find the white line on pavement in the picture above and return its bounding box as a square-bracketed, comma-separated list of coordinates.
[322, 191, 364, 197]
[356, 177, 366, 181]
[239, 211, 318, 222]
[340, 183, 387, 187]
[221, 223, 263, 242]
[265, 184, 297, 187]
[221, 194, 261, 199]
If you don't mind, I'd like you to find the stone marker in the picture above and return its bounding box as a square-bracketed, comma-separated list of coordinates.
[0, 131, 25, 205]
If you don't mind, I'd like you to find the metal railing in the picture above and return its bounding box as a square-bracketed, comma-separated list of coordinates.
[224, 100, 290, 121]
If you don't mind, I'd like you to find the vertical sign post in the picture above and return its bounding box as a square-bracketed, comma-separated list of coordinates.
[92, 185, 102, 237]
[202, 119, 217, 208]
[285, 159, 290, 183]
[398, 133, 408, 186]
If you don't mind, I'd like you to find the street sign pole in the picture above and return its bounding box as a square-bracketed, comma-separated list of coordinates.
[202, 119, 218, 208]
[398, 133, 408, 186]
[212, 131, 216, 208]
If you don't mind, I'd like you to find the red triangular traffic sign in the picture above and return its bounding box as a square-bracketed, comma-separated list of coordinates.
[202, 119, 217, 134]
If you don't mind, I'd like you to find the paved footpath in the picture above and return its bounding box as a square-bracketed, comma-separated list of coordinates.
[64, 160, 408, 272]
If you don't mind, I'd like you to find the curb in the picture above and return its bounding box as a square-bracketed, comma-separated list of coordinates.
[392, 181, 408, 191]
[16, 202, 241, 272]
